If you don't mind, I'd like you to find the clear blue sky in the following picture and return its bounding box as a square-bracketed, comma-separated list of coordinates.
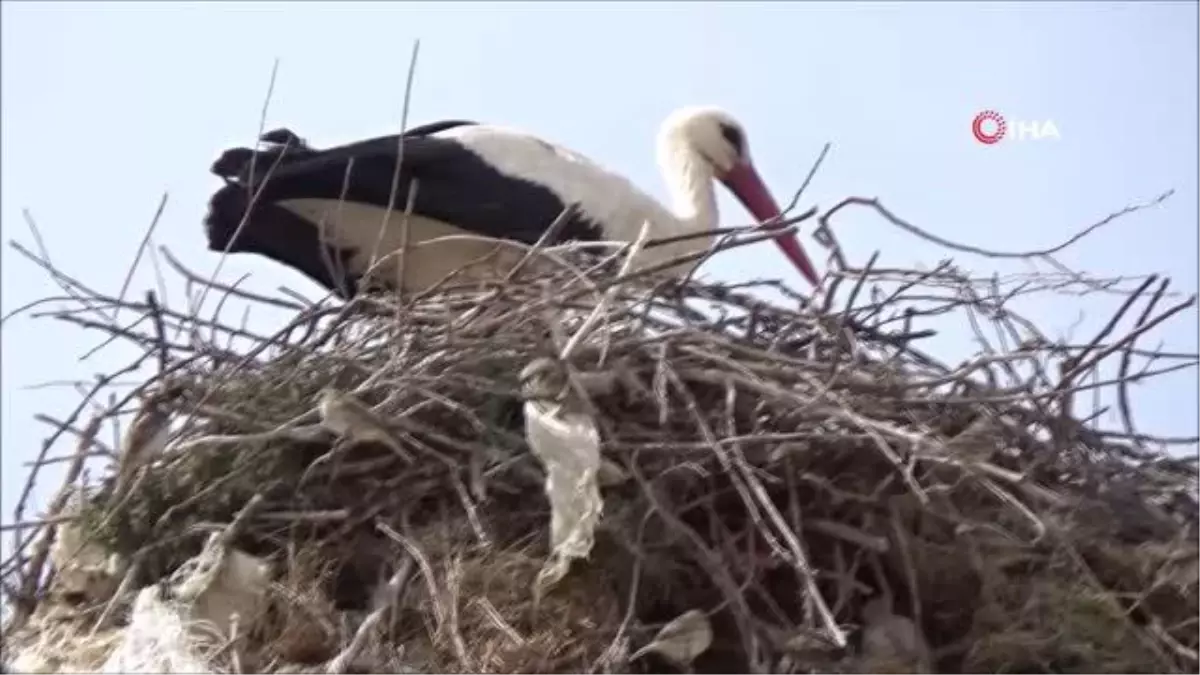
[2, 2, 1197, 540]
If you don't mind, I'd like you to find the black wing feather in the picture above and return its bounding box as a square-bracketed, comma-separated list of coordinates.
[203, 118, 603, 298]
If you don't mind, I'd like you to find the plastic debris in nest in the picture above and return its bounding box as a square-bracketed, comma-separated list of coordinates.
[4, 505, 128, 675]
[519, 356, 606, 601]
[6, 528, 272, 674]
[518, 221, 653, 602]
[110, 498, 270, 672]
[47, 489, 128, 608]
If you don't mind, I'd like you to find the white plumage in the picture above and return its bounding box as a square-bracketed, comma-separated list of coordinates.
[431, 122, 685, 246]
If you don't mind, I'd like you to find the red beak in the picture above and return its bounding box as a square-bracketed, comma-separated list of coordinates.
[720, 161, 821, 288]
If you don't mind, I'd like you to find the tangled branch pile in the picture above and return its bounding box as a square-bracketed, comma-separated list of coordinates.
[3, 200, 1197, 674]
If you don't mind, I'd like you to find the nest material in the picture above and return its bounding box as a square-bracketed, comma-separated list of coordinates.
[2, 208, 1198, 674]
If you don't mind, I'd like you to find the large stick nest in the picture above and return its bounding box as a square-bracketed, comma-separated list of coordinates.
[2, 199, 1197, 674]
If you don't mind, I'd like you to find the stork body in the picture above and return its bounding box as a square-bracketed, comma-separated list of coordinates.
[203, 106, 820, 298]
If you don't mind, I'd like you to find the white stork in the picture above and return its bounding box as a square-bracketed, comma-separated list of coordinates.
[203, 106, 821, 297]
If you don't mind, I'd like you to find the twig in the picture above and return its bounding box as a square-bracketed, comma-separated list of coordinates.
[113, 193, 169, 324]
[819, 190, 1174, 260]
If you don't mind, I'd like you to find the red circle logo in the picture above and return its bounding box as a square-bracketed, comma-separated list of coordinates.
[972, 110, 1007, 144]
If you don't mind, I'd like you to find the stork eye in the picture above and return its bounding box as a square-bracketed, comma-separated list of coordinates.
[718, 123, 745, 157]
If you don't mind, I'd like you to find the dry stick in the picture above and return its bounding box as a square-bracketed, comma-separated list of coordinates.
[376, 521, 445, 629]
[778, 142, 832, 218]
[212, 493, 266, 553]
[395, 177, 420, 307]
[442, 556, 474, 672]
[964, 283, 1062, 428]
[5, 358, 147, 575]
[1, 295, 94, 325]
[17, 211, 113, 326]
[711, 377, 847, 648]
[206, 271, 255, 347]
[158, 248, 306, 311]
[559, 220, 653, 362]
[1060, 294, 1196, 385]
[72, 310, 156, 362]
[374, 38, 422, 302]
[671, 372, 784, 562]
[808, 518, 889, 553]
[889, 359, 1197, 408]
[678, 211, 820, 300]
[112, 192, 169, 323]
[820, 189, 1174, 261]
[52, 313, 192, 359]
[641, 207, 817, 253]
[145, 290, 170, 373]
[354, 177, 421, 298]
[239, 57, 282, 210]
[276, 285, 318, 308]
[93, 394, 129, 455]
[89, 553, 144, 636]
[31, 414, 116, 456]
[22, 450, 112, 470]
[23, 279, 273, 345]
[145, 236, 171, 310]
[591, 508, 653, 673]
[502, 205, 580, 283]
[193, 58, 283, 318]
[725, 367, 931, 504]
[1060, 542, 1180, 670]
[546, 225, 804, 316]
[1037, 251, 1151, 295]
[1117, 278, 1173, 454]
[257, 509, 349, 523]
[7, 239, 114, 327]
[2, 415, 102, 637]
[317, 156, 358, 299]
[1066, 275, 1160, 377]
[823, 250, 880, 385]
[164, 303, 353, 439]
[624, 453, 766, 673]
[0, 514, 79, 533]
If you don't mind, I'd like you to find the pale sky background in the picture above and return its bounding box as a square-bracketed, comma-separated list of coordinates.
[1, 1, 1197, 563]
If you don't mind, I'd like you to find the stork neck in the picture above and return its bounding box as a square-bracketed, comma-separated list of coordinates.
[657, 141, 719, 231]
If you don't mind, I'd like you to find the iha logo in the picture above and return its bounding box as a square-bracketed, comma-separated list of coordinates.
[972, 110, 1060, 144]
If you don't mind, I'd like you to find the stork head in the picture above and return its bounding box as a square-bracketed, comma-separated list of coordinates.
[663, 106, 821, 288]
